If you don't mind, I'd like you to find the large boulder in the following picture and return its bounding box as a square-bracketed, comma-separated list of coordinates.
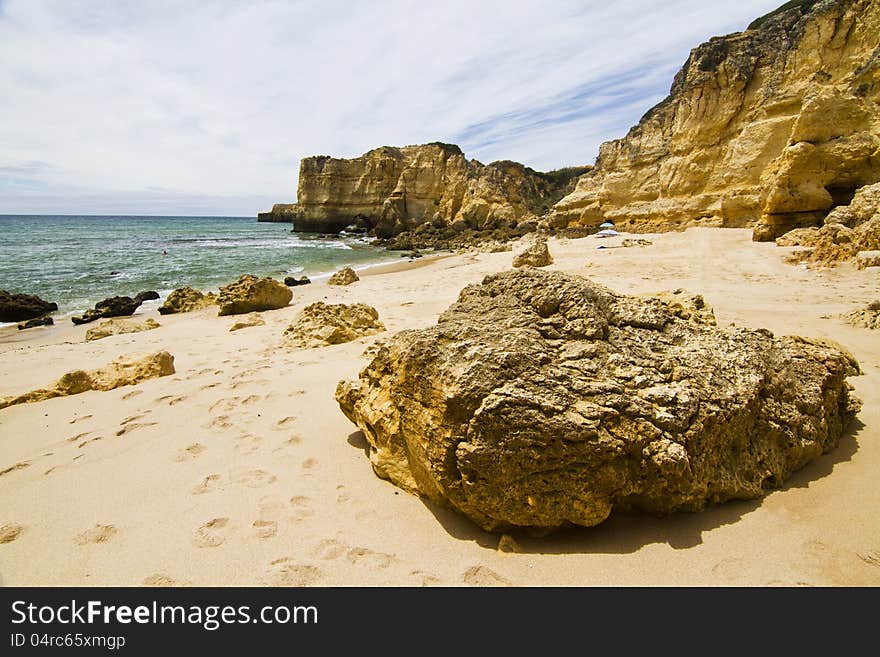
[158, 287, 217, 315]
[512, 238, 553, 268]
[216, 275, 292, 316]
[0, 351, 175, 410]
[284, 302, 385, 348]
[327, 267, 359, 286]
[0, 290, 57, 323]
[336, 269, 861, 532]
[85, 317, 160, 342]
[72, 296, 142, 325]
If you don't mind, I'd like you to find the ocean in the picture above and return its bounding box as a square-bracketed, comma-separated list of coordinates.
[0, 215, 399, 317]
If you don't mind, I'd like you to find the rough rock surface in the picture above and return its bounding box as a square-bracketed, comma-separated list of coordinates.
[0, 290, 57, 323]
[284, 302, 384, 348]
[857, 250, 880, 269]
[85, 318, 160, 342]
[0, 351, 175, 410]
[216, 275, 292, 316]
[774, 182, 880, 266]
[229, 313, 266, 331]
[327, 267, 359, 286]
[623, 238, 654, 248]
[158, 287, 217, 315]
[512, 238, 553, 268]
[550, 0, 880, 241]
[842, 301, 880, 329]
[17, 317, 54, 330]
[291, 142, 588, 236]
[336, 269, 860, 532]
[72, 296, 143, 325]
[257, 203, 297, 223]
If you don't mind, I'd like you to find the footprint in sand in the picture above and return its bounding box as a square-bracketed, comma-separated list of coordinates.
[346, 546, 395, 569]
[205, 415, 233, 431]
[142, 573, 189, 586]
[121, 390, 143, 400]
[711, 557, 747, 581]
[67, 431, 92, 443]
[0, 523, 24, 544]
[68, 414, 93, 424]
[410, 570, 443, 586]
[858, 551, 880, 569]
[192, 518, 231, 548]
[171, 443, 206, 462]
[230, 378, 269, 391]
[272, 416, 298, 431]
[192, 474, 221, 495]
[313, 538, 348, 560]
[262, 559, 323, 586]
[461, 566, 512, 587]
[301, 458, 319, 471]
[233, 433, 262, 456]
[336, 485, 351, 503]
[74, 524, 117, 546]
[232, 469, 276, 488]
[274, 434, 304, 451]
[0, 462, 31, 477]
[252, 520, 278, 539]
[77, 436, 103, 449]
[200, 382, 220, 391]
[289, 496, 314, 522]
[116, 422, 158, 436]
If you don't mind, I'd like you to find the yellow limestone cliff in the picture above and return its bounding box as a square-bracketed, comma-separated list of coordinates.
[290, 142, 587, 237]
[551, 0, 880, 241]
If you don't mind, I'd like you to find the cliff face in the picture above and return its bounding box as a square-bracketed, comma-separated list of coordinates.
[292, 143, 587, 237]
[551, 0, 880, 240]
[257, 204, 297, 223]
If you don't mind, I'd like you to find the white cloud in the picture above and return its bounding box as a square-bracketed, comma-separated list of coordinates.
[0, 0, 785, 214]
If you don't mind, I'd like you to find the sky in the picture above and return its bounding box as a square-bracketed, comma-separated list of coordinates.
[0, 0, 786, 216]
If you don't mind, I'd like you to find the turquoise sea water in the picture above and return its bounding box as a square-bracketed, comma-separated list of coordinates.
[0, 215, 398, 317]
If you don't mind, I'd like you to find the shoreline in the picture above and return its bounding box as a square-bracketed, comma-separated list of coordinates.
[0, 249, 450, 341]
[1, 227, 878, 586]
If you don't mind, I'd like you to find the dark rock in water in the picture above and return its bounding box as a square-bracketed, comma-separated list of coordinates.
[18, 316, 54, 330]
[284, 276, 312, 287]
[72, 296, 143, 325]
[337, 269, 861, 532]
[134, 290, 160, 302]
[0, 290, 58, 323]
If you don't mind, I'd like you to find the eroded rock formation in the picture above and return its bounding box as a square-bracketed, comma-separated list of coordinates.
[336, 269, 860, 532]
[158, 287, 217, 315]
[512, 237, 553, 268]
[216, 275, 292, 316]
[85, 318, 160, 342]
[775, 181, 880, 265]
[327, 267, 359, 286]
[284, 302, 385, 348]
[550, 0, 880, 241]
[291, 143, 587, 237]
[0, 351, 175, 410]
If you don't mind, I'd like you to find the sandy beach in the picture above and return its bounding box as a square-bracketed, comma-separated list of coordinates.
[1, 227, 878, 586]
